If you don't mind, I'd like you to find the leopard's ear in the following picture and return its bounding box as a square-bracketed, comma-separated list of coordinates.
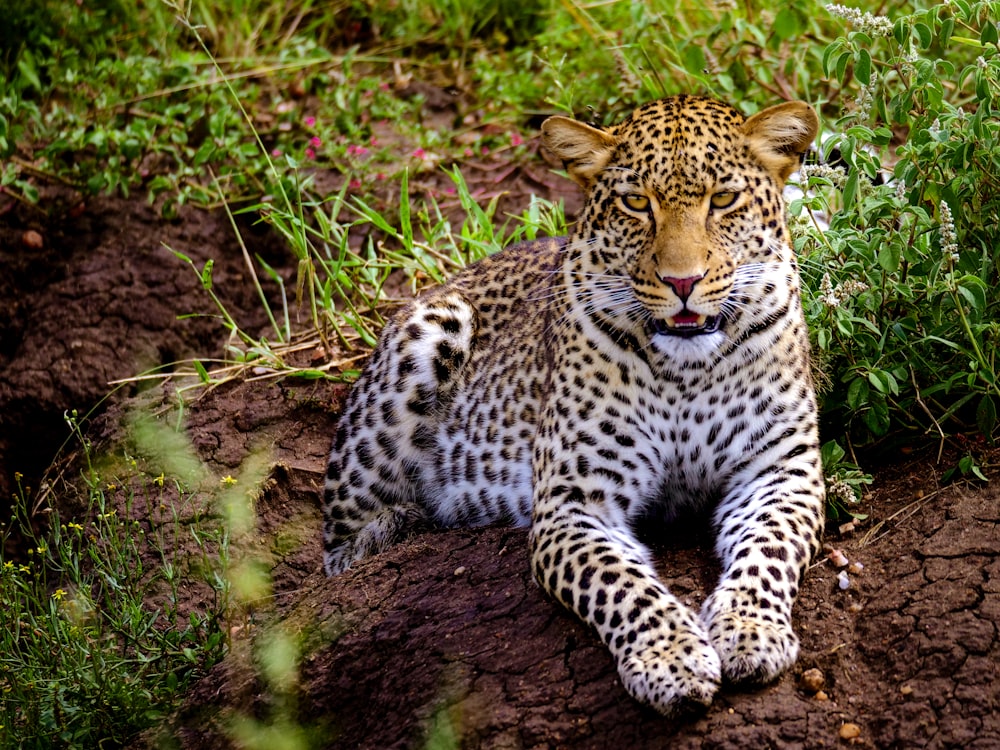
[541, 116, 619, 188]
[743, 101, 819, 184]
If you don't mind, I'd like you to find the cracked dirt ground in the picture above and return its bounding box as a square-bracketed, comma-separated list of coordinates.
[2, 182, 998, 749]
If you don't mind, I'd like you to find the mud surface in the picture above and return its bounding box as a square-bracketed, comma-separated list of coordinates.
[2, 90, 998, 749]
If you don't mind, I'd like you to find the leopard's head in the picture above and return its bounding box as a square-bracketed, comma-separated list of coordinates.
[542, 95, 818, 341]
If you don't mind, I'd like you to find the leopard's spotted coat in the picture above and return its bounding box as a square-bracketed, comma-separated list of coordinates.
[322, 95, 824, 713]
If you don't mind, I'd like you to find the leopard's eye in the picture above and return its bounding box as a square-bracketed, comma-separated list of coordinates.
[621, 194, 651, 212]
[709, 191, 738, 209]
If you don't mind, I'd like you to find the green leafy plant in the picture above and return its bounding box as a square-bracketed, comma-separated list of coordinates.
[793, 1, 1000, 451]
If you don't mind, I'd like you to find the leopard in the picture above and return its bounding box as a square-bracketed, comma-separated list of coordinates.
[322, 94, 825, 715]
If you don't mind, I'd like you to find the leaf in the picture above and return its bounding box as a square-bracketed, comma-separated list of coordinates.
[855, 49, 872, 86]
[976, 395, 997, 438]
[847, 376, 869, 409]
[915, 22, 933, 48]
[981, 21, 998, 46]
[773, 8, 801, 40]
[957, 275, 988, 312]
[877, 242, 901, 272]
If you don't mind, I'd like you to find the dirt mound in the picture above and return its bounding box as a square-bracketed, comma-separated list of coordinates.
[121, 373, 997, 750]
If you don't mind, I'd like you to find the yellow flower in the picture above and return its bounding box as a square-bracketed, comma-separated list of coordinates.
[67, 522, 84, 532]
[153, 473, 165, 487]
[106, 483, 117, 492]
[220, 475, 238, 487]
[52, 588, 67, 601]
[3, 561, 13, 571]
[36, 545, 46, 555]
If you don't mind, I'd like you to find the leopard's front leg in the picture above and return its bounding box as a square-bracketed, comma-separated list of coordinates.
[701, 466, 824, 685]
[529, 442, 721, 714]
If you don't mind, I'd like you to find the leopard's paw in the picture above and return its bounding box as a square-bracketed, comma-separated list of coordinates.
[702, 592, 799, 684]
[615, 628, 721, 715]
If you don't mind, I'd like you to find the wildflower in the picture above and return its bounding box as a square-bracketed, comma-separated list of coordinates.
[369, 136, 379, 147]
[106, 483, 116, 492]
[853, 84, 874, 123]
[464, 148, 474, 158]
[304, 115, 316, 128]
[349, 178, 362, 189]
[346, 144, 369, 157]
[14, 472, 22, 482]
[3, 561, 13, 571]
[153, 473, 165, 487]
[939, 200, 959, 264]
[67, 522, 83, 532]
[379, 82, 390, 92]
[35, 545, 46, 555]
[305, 147, 316, 160]
[825, 4, 894, 36]
[799, 162, 847, 190]
[271, 148, 282, 157]
[511, 132, 524, 147]
[221, 475, 238, 487]
[52, 588, 67, 601]
[19, 565, 30, 574]
[819, 272, 869, 308]
[310, 136, 322, 148]
[412, 147, 426, 159]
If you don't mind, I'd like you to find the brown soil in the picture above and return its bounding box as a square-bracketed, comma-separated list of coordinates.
[3, 90, 999, 750]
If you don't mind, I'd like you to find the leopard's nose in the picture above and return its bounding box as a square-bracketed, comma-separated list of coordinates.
[659, 274, 704, 302]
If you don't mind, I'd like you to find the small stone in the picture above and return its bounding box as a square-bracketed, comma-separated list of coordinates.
[800, 667, 825, 693]
[837, 570, 851, 590]
[453, 566, 466, 576]
[22, 229, 44, 249]
[839, 722, 862, 740]
[815, 690, 829, 701]
[848, 561, 864, 575]
[900, 684, 913, 696]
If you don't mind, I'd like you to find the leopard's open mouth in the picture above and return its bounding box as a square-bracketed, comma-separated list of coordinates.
[648, 312, 722, 338]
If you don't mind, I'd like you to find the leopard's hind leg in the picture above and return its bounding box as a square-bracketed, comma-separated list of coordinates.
[322, 291, 477, 575]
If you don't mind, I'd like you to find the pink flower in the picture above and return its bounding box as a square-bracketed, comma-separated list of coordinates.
[304, 116, 316, 127]
[376, 172, 387, 181]
[464, 148, 474, 157]
[481, 145, 489, 155]
[349, 178, 362, 189]
[369, 136, 379, 147]
[310, 136, 322, 148]
[271, 148, 282, 157]
[379, 82, 390, 91]
[305, 147, 316, 159]
[347, 144, 369, 157]
[412, 148, 426, 158]
[511, 132, 524, 147]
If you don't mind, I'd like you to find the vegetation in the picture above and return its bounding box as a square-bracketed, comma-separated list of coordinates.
[2, 0, 999, 744]
[0, 414, 229, 747]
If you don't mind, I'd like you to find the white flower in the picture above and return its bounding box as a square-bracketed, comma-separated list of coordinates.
[825, 4, 894, 36]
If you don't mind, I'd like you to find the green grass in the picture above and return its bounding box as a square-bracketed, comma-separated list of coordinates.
[0, 415, 229, 748]
[3, 0, 1000, 743]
